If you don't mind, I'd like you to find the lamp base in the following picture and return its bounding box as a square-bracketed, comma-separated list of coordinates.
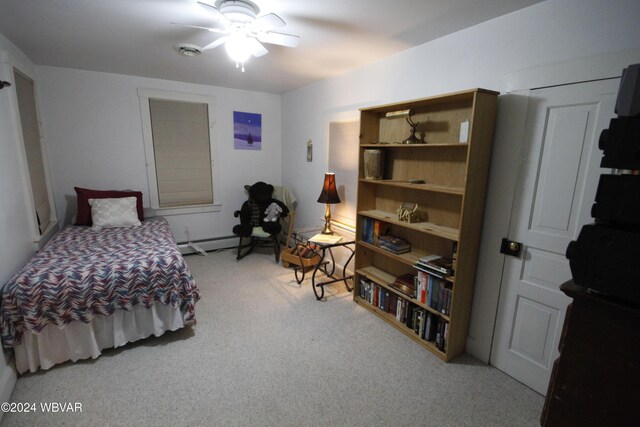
[322, 203, 333, 234]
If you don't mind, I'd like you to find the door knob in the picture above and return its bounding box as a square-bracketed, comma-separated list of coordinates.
[500, 238, 523, 258]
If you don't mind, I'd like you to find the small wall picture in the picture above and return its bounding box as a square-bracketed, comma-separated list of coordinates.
[234, 111, 262, 150]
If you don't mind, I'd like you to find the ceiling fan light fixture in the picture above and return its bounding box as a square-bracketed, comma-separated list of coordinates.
[217, 0, 259, 22]
[225, 32, 252, 64]
[189, 0, 298, 71]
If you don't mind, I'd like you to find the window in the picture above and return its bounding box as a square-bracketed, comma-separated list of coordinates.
[13, 68, 56, 243]
[138, 89, 219, 214]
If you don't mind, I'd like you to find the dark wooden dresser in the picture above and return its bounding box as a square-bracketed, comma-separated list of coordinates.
[541, 280, 640, 426]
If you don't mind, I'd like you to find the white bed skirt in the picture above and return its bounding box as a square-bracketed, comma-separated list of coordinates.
[13, 302, 186, 374]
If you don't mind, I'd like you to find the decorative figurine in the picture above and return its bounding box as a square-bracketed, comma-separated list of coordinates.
[396, 202, 420, 223]
[403, 114, 424, 144]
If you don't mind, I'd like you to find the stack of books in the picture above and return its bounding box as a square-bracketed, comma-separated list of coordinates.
[414, 255, 453, 278]
[389, 273, 417, 298]
[377, 235, 411, 254]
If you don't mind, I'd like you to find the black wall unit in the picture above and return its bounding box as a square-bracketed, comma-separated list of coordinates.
[591, 174, 640, 225]
[543, 63, 640, 426]
[599, 117, 640, 169]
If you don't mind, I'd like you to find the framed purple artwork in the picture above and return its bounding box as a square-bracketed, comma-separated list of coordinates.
[233, 111, 262, 150]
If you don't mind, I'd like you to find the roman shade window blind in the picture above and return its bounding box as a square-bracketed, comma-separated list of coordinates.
[148, 99, 213, 208]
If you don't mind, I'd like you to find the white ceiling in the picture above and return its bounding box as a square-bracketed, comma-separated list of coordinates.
[0, 0, 543, 94]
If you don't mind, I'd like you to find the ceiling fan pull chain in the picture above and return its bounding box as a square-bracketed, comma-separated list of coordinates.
[234, 61, 245, 72]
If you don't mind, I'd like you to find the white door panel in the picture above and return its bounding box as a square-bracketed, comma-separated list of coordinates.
[491, 79, 619, 395]
[510, 295, 559, 366]
[522, 248, 571, 293]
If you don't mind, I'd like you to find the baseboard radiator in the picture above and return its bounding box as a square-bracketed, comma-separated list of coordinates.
[177, 235, 238, 255]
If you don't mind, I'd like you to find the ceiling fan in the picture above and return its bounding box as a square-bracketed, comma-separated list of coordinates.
[179, 1, 300, 71]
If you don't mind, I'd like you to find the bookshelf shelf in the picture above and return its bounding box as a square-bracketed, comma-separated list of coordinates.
[359, 179, 465, 196]
[354, 295, 447, 360]
[357, 242, 456, 283]
[354, 88, 498, 362]
[357, 266, 452, 321]
[360, 142, 469, 148]
[359, 209, 460, 241]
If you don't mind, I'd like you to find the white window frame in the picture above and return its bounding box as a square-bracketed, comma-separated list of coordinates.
[138, 88, 221, 215]
[3, 50, 58, 248]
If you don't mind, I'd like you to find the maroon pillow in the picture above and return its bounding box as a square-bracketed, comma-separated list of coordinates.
[74, 187, 144, 226]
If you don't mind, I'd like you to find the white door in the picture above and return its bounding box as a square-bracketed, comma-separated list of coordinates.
[490, 78, 619, 395]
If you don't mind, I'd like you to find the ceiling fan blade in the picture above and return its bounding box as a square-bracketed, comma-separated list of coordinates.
[170, 23, 228, 34]
[257, 31, 300, 48]
[253, 13, 286, 30]
[202, 36, 228, 50]
[197, 1, 231, 27]
[248, 38, 268, 58]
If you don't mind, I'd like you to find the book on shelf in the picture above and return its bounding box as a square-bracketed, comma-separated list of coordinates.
[361, 217, 390, 245]
[361, 217, 373, 244]
[396, 298, 405, 322]
[389, 273, 417, 298]
[378, 234, 411, 254]
[415, 264, 446, 279]
[435, 320, 449, 352]
[413, 309, 423, 336]
[451, 242, 458, 275]
[378, 244, 411, 255]
[424, 312, 438, 341]
[415, 255, 453, 278]
[418, 271, 426, 304]
[374, 221, 390, 245]
[419, 255, 453, 274]
[425, 277, 452, 315]
[405, 304, 418, 329]
[378, 234, 410, 248]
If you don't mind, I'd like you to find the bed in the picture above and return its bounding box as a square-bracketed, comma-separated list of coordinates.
[0, 216, 200, 374]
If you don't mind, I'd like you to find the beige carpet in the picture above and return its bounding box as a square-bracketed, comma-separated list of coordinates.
[2, 248, 543, 426]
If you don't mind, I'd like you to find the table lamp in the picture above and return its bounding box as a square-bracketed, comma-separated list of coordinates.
[317, 172, 341, 234]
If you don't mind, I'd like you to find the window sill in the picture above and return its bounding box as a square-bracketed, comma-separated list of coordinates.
[148, 204, 222, 217]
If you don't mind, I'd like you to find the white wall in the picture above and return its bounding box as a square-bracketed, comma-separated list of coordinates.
[281, 0, 640, 361]
[36, 66, 282, 243]
[0, 33, 41, 419]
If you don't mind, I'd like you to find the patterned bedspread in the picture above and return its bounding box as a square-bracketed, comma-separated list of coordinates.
[0, 217, 200, 347]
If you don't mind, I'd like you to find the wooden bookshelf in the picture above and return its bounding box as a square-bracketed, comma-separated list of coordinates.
[353, 88, 498, 362]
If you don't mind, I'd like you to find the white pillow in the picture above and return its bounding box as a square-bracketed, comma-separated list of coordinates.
[88, 197, 142, 231]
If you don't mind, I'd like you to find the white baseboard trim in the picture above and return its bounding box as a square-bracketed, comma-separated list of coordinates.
[177, 235, 238, 255]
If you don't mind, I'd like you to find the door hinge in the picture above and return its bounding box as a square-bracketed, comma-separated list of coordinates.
[500, 238, 523, 258]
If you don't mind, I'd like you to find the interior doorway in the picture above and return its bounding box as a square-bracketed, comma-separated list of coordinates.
[490, 78, 620, 394]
